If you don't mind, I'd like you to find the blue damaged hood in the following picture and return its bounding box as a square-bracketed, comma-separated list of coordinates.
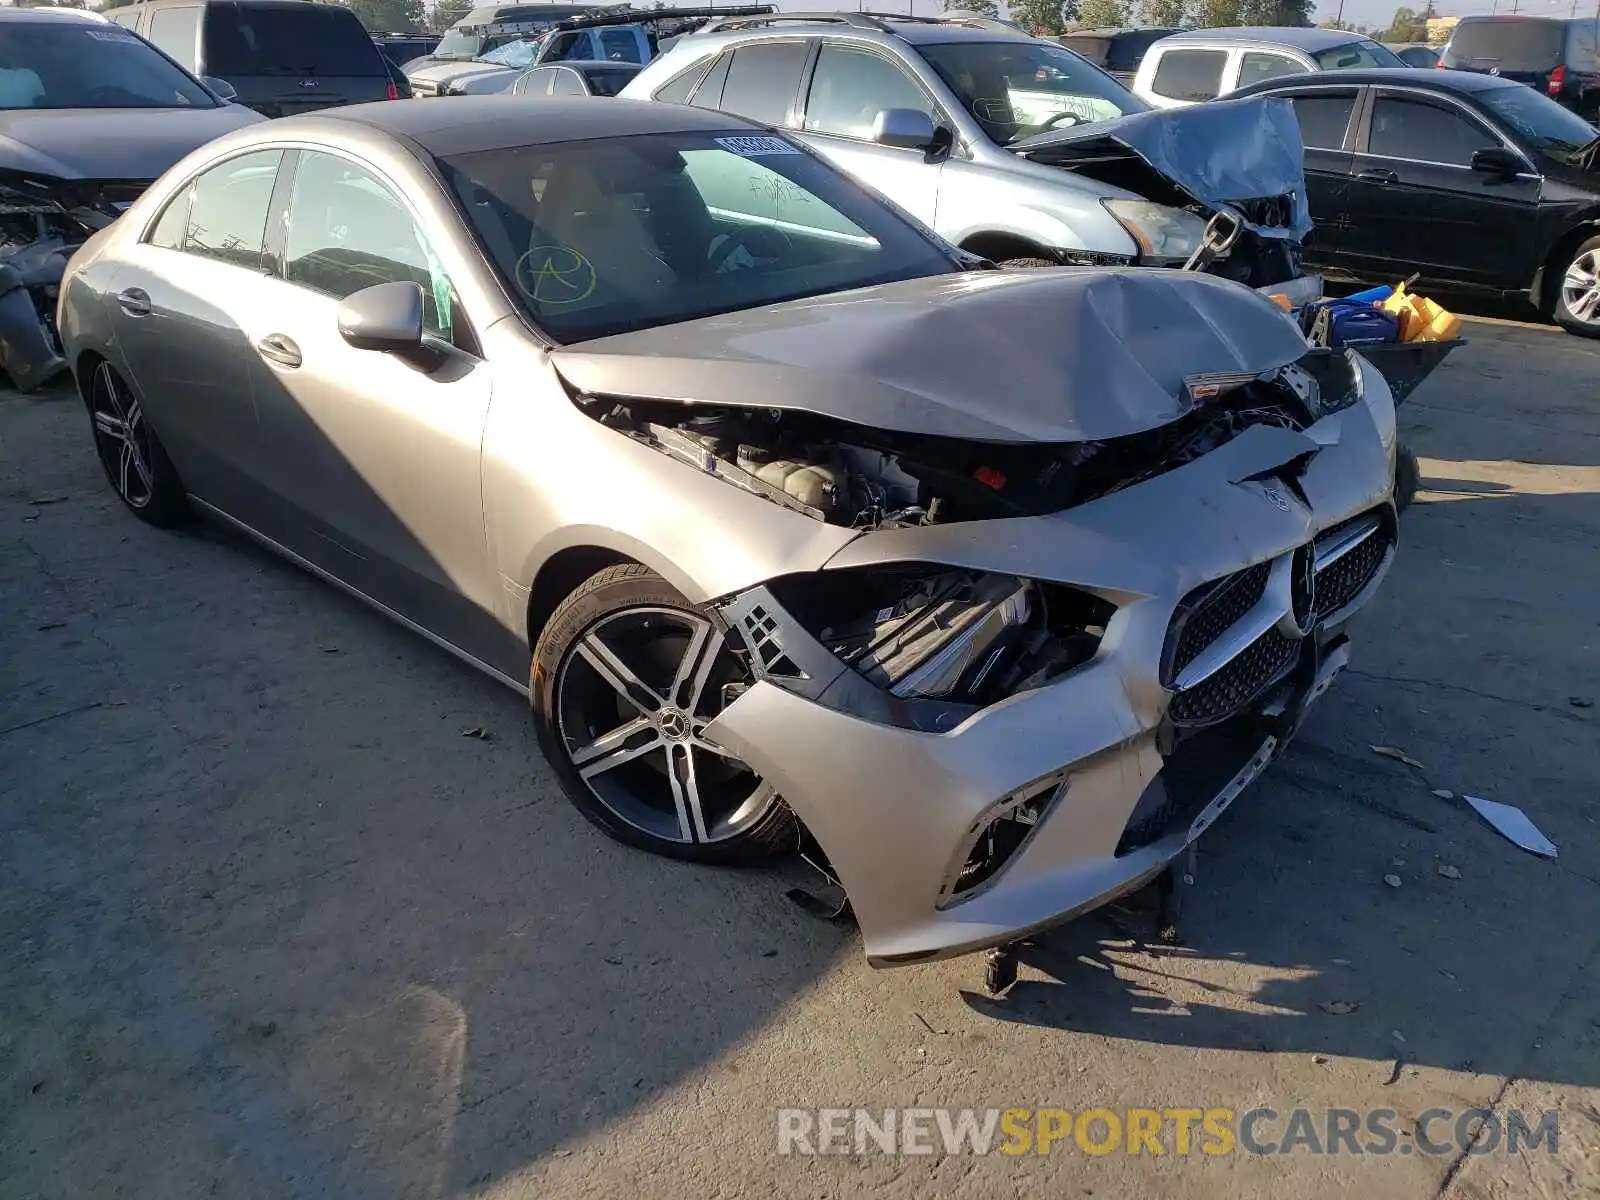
[1011, 95, 1313, 241]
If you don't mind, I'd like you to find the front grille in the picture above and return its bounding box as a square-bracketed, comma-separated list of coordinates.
[1117, 716, 1267, 855]
[1166, 561, 1271, 682]
[1233, 194, 1295, 228]
[1314, 515, 1390, 619]
[1168, 627, 1299, 727]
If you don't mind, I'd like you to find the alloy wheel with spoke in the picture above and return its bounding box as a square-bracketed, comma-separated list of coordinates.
[89, 361, 155, 508]
[1561, 249, 1600, 327]
[555, 605, 775, 847]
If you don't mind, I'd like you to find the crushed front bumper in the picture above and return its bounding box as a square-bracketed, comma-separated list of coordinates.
[704, 376, 1398, 966]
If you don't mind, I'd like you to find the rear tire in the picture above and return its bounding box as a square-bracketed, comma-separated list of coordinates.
[1553, 235, 1600, 338]
[530, 563, 797, 865]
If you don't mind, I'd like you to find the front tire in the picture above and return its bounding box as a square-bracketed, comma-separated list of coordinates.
[1553, 235, 1600, 338]
[530, 563, 797, 865]
[84, 359, 188, 526]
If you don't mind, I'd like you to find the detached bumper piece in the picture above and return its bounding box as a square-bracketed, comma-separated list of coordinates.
[0, 239, 71, 391]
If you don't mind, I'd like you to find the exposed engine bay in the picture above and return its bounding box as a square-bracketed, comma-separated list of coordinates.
[584, 357, 1343, 531]
[0, 176, 132, 391]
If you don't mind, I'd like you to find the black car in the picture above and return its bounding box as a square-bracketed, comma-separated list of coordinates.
[1057, 27, 1182, 85]
[373, 33, 441, 67]
[1440, 16, 1600, 119]
[105, 0, 399, 117]
[1231, 68, 1600, 337]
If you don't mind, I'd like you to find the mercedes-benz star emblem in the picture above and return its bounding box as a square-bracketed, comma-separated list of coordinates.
[657, 708, 691, 742]
[1262, 485, 1291, 513]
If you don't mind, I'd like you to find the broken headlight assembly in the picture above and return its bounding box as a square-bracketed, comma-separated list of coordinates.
[1284, 348, 1364, 421]
[1101, 198, 1207, 263]
[718, 565, 1116, 732]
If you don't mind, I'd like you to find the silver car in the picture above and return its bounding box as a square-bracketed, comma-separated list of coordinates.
[58, 98, 1399, 967]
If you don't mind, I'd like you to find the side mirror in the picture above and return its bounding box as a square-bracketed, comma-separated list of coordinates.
[338, 281, 426, 356]
[202, 75, 238, 102]
[1471, 146, 1525, 177]
[871, 107, 938, 151]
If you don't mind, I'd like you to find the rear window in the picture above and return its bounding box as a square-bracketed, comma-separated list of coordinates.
[1311, 40, 1405, 70]
[1443, 20, 1566, 71]
[205, 4, 386, 76]
[1107, 30, 1177, 72]
[1150, 48, 1226, 102]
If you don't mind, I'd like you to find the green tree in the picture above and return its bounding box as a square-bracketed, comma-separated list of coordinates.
[1010, 0, 1066, 35]
[343, 0, 424, 34]
[1139, 0, 1188, 27]
[1381, 4, 1426, 40]
[431, 0, 473, 32]
[1074, 0, 1129, 30]
[1198, 0, 1239, 24]
[943, 0, 1003, 18]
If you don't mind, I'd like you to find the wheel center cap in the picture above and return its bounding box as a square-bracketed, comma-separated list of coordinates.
[657, 708, 691, 741]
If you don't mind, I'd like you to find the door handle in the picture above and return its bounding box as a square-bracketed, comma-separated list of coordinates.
[255, 333, 302, 369]
[1356, 168, 1398, 184]
[116, 287, 151, 317]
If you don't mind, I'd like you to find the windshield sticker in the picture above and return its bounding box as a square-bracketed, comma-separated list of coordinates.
[515, 244, 596, 306]
[86, 29, 141, 42]
[715, 136, 801, 158]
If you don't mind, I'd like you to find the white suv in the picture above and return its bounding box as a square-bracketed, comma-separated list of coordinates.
[1131, 26, 1407, 109]
[621, 11, 1315, 290]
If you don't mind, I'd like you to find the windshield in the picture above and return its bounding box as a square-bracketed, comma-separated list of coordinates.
[1443, 20, 1565, 71]
[479, 38, 541, 68]
[444, 132, 956, 342]
[1312, 40, 1406, 70]
[1479, 80, 1599, 155]
[0, 21, 215, 110]
[918, 41, 1147, 147]
[206, 4, 385, 76]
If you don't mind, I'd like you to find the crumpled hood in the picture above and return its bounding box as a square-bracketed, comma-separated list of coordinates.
[550, 268, 1313, 444]
[0, 105, 263, 181]
[1012, 96, 1313, 240]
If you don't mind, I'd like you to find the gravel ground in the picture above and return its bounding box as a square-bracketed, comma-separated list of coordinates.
[2, 318, 1597, 1199]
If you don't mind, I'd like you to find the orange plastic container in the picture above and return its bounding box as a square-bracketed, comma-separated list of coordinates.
[1383, 286, 1462, 343]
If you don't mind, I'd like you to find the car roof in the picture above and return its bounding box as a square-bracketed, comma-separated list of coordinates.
[1452, 13, 1581, 26]
[1159, 26, 1379, 50]
[1232, 66, 1521, 95]
[685, 14, 1035, 47]
[0, 7, 107, 22]
[278, 94, 757, 156]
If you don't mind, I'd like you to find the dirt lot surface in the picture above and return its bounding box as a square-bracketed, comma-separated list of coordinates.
[3, 318, 1598, 1199]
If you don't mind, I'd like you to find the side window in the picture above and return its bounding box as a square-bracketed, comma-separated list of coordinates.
[550, 68, 586, 97]
[514, 67, 559, 97]
[283, 152, 459, 342]
[1368, 96, 1497, 167]
[1287, 92, 1357, 150]
[716, 41, 809, 125]
[171, 149, 282, 269]
[688, 52, 732, 110]
[804, 44, 934, 140]
[146, 6, 202, 72]
[544, 31, 584, 63]
[1150, 49, 1227, 102]
[599, 28, 643, 64]
[148, 184, 193, 251]
[108, 8, 142, 29]
[653, 59, 710, 104]
[1237, 52, 1307, 89]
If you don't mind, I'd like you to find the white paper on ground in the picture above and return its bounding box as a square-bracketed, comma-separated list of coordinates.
[1463, 795, 1558, 859]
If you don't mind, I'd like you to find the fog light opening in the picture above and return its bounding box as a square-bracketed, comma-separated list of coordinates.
[938, 773, 1068, 907]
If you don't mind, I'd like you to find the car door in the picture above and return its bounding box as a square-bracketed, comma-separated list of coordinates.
[1271, 87, 1361, 270]
[109, 148, 287, 526]
[789, 40, 945, 230]
[240, 149, 503, 667]
[1344, 88, 1541, 288]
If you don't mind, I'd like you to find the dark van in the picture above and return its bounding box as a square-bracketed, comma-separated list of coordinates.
[105, 0, 397, 117]
[1440, 16, 1600, 118]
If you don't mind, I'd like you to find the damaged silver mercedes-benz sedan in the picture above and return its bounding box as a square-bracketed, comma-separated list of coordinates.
[58, 99, 1398, 966]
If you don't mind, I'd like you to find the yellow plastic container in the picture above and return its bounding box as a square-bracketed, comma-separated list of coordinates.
[1382, 285, 1462, 343]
